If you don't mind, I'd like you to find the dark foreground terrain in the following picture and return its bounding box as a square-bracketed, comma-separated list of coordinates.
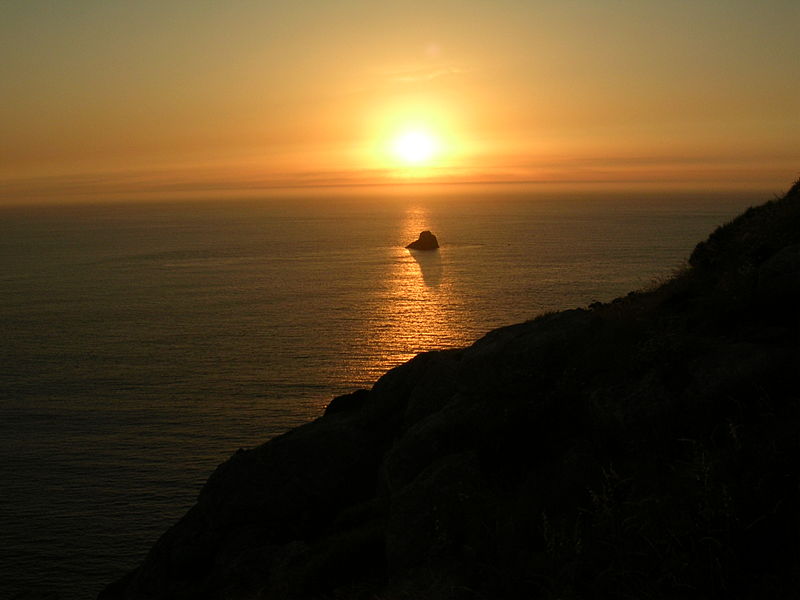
[102, 180, 800, 599]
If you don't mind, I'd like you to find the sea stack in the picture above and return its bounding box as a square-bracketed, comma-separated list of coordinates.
[406, 230, 439, 250]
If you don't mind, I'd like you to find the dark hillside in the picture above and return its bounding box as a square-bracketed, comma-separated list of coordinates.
[101, 180, 800, 599]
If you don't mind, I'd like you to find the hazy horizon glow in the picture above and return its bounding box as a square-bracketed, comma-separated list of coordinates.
[2, 0, 798, 203]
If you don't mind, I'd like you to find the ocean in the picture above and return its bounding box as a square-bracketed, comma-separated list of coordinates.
[0, 186, 762, 599]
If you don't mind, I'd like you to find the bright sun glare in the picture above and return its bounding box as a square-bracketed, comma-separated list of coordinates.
[392, 130, 440, 165]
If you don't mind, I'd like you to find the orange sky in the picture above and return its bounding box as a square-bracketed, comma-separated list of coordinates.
[1, 1, 798, 202]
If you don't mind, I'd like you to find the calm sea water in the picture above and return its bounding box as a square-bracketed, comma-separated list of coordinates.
[0, 187, 761, 599]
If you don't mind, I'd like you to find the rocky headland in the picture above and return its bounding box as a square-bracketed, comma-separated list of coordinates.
[102, 180, 800, 599]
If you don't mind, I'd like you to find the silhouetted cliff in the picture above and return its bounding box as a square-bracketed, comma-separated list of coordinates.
[101, 180, 800, 599]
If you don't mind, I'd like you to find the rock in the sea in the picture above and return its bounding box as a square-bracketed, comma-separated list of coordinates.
[406, 230, 439, 250]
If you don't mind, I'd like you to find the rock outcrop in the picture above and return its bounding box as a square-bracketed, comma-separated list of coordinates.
[406, 230, 439, 250]
[101, 180, 800, 600]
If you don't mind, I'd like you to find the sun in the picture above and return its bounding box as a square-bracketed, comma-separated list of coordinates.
[392, 130, 440, 165]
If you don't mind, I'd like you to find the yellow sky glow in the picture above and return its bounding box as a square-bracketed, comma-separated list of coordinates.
[0, 1, 798, 203]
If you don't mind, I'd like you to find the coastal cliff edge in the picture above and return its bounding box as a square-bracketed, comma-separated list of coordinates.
[102, 180, 800, 600]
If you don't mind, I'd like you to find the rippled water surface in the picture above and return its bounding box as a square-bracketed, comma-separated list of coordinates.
[0, 187, 762, 598]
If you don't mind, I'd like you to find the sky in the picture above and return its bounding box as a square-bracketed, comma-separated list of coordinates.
[1, 0, 798, 202]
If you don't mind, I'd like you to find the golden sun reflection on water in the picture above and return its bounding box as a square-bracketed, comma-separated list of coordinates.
[400, 205, 430, 242]
[359, 205, 470, 383]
